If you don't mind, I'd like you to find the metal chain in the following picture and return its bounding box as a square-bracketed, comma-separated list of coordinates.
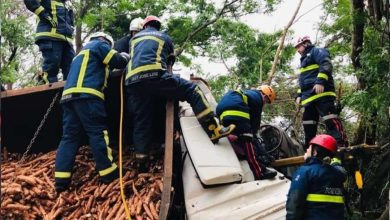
[17, 91, 60, 165]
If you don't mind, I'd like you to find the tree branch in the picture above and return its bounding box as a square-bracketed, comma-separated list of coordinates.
[174, 0, 240, 57]
[266, 0, 303, 85]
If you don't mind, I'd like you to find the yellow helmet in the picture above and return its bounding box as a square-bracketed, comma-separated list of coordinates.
[258, 85, 276, 103]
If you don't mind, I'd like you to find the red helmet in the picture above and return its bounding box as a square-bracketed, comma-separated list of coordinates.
[143, 15, 161, 28]
[310, 134, 337, 153]
[294, 35, 311, 48]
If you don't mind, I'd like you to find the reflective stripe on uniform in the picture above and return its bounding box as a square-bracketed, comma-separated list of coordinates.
[196, 108, 212, 120]
[55, 171, 71, 178]
[302, 120, 317, 125]
[306, 194, 344, 203]
[42, 72, 49, 84]
[63, 49, 105, 100]
[235, 89, 248, 105]
[220, 110, 250, 121]
[330, 157, 342, 165]
[126, 36, 165, 79]
[62, 87, 105, 100]
[34, 6, 45, 15]
[77, 50, 90, 87]
[103, 130, 113, 162]
[103, 50, 117, 65]
[301, 91, 336, 105]
[317, 73, 328, 80]
[321, 114, 338, 121]
[299, 64, 319, 73]
[99, 163, 117, 176]
[35, 32, 73, 43]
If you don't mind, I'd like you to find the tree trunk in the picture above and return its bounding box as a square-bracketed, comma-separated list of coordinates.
[75, 24, 82, 53]
[351, 0, 365, 70]
[350, 0, 378, 144]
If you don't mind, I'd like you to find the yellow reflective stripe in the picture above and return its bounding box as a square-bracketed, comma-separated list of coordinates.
[235, 89, 248, 105]
[42, 72, 49, 84]
[127, 36, 165, 78]
[306, 194, 344, 203]
[103, 66, 109, 88]
[34, 6, 45, 15]
[99, 163, 117, 176]
[317, 73, 329, 80]
[50, 1, 57, 34]
[103, 130, 113, 161]
[196, 108, 212, 120]
[331, 157, 342, 165]
[55, 171, 71, 178]
[103, 50, 117, 65]
[220, 110, 250, 121]
[301, 91, 336, 105]
[62, 87, 105, 100]
[77, 50, 90, 87]
[195, 86, 210, 108]
[35, 32, 73, 43]
[299, 64, 319, 73]
[129, 63, 162, 77]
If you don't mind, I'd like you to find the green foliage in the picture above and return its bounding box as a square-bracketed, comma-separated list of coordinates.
[206, 19, 295, 89]
[0, 1, 35, 84]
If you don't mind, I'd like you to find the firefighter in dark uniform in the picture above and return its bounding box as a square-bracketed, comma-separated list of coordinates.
[114, 17, 143, 53]
[295, 36, 348, 150]
[55, 32, 130, 192]
[125, 15, 235, 171]
[216, 85, 277, 180]
[286, 134, 346, 220]
[24, 0, 75, 84]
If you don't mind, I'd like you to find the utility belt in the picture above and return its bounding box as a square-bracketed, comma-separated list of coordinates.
[127, 70, 164, 85]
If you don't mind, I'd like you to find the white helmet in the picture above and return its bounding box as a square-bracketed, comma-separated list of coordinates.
[129, 17, 144, 31]
[89, 32, 114, 48]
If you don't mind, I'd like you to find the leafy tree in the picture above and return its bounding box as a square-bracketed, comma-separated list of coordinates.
[0, 0, 35, 87]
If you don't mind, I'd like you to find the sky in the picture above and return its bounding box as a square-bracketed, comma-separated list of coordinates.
[179, 0, 324, 78]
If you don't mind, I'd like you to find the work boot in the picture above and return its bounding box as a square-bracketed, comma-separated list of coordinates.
[201, 117, 235, 143]
[100, 168, 119, 184]
[55, 182, 70, 193]
[259, 166, 277, 180]
[135, 153, 149, 173]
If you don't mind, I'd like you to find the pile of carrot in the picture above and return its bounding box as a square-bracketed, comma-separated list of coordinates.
[1, 147, 164, 220]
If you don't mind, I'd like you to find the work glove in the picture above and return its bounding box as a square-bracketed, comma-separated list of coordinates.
[41, 13, 57, 27]
[120, 52, 130, 62]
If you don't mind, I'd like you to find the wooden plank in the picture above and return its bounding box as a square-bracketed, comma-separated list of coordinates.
[270, 156, 305, 168]
[159, 100, 174, 220]
[0, 81, 65, 98]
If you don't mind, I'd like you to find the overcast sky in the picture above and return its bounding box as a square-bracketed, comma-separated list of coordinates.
[179, 0, 324, 78]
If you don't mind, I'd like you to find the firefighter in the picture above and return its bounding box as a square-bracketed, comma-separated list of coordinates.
[114, 17, 143, 53]
[294, 36, 348, 150]
[24, 0, 75, 84]
[124, 15, 235, 171]
[54, 32, 130, 192]
[216, 85, 277, 180]
[286, 134, 346, 220]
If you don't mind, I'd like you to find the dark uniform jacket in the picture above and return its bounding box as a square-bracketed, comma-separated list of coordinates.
[24, 0, 74, 43]
[286, 157, 346, 220]
[114, 35, 132, 53]
[216, 89, 263, 134]
[124, 27, 175, 85]
[62, 39, 128, 102]
[298, 45, 336, 106]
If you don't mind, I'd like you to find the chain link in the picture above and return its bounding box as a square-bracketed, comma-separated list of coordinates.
[17, 91, 60, 165]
